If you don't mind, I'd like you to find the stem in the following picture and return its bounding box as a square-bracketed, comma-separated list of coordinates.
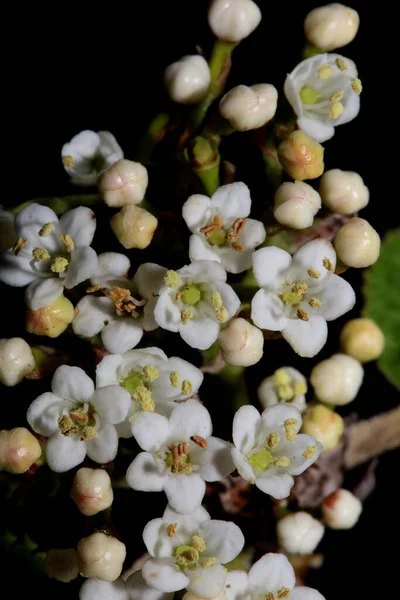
[261, 135, 283, 190]
[137, 112, 171, 163]
[10, 194, 100, 216]
[191, 136, 221, 196]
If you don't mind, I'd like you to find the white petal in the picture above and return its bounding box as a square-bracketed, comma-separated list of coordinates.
[15, 203, 58, 230]
[142, 558, 189, 593]
[248, 553, 295, 593]
[239, 218, 266, 249]
[335, 92, 360, 126]
[189, 234, 222, 263]
[102, 320, 143, 353]
[255, 473, 295, 499]
[154, 290, 181, 332]
[216, 282, 240, 316]
[25, 278, 64, 310]
[73, 295, 114, 337]
[164, 472, 206, 514]
[142, 519, 174, 558]
[64, 246, 98, 288]
[290, 587, 326, 600]
[225, 571, 250, 600]
[126, 452, 166, 492]
[200, 520, 245, 563]
[91, 385, 131, 424]
[169, 399, 212, 440]
[179, 260, 227, 284]
[126, 571, 174, 600]
[297, 115, 335, 143]
[188, 563, 227, 598]
[0, 250, 37, 287]
[52, 365, 94, 402]
[282, 317, 328, 358]
[252, 247, 291, 288]
[232, 405, 261, 454]
[231, 448, 256, 483]
[131, 412, 170, 451]
[86, 424, 119, 463]
[212, 183, 251, 223]
[194, 436, 234, 481]
[63, 130, 99, 159]
[98, 131, 124, 166]
[218, 247, 254, 274]
[46, 432, 86, 472]
[261, 404, 302, 433]
[292, 240, 336, 282]
[162, 504, 210, 530]
[80, 577, 128, 600]
[251, 289, 287, 331]
[283, 434, 323, 476]
[182, 194, 212, 233]
[94, 252, 130, 280]
[26, 392, 66, 436]
[59, 207, 96, 247]
[151, 356, 203, 401]
[179, 317, 220, 350]
[96, 354, 124, 387]
[284, 75, 303, 118]
[318, 275, 355, 321]
[135, 263, 168, 299]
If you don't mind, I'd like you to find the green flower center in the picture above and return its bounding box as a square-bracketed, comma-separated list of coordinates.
[300, 85, 320, 104]
[120, 371, 144, 395]
[182, 284, 202, 306]
[208, 228, 227, 246]
[248, 448, 274, 471]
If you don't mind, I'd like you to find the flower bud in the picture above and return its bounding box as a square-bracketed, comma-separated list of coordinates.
[110, 205, 158, 250]
[319, 169, 369, 214]
[321, 488, 362, 529]
[164, 55, 211, 104]
[301, 404, 344, 453]
[219, 84, 278, 131]
[278, 131, 324, 181]
[273, 181, 321, 229]
[304, 4, 360, 51]
[340, 318, 385, 363]
[334, 218, 380, 267]
[276, 511, 325, 554]
[208, 0, 262, 43]
[0, 337, 35, 386]
[0, 428, 42, 474]
[0, 210, 16, 252]
[77, 532, 126, 582]
[71, 467, 113, 516]
[44, 548, 79, 582]
[310, 353, 363, 406]
[26, 295, 74, 338]
[98, 159, 148, 208]
[218, 318, 263, 366]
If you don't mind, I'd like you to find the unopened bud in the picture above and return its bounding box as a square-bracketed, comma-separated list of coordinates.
[218, 318, 263, 366]
[0, 428, 41, 473]
[274, 181, 321, 229]
[334, 218, 380, 267]
[0, 210, 16, 252]
[304, 4, 359, 51]
[208, 0, 262, 43]
[301, 404, 344, 453]
[110, 205, 158, 250]
[319, 169, 369, 214]
[44, 548, 79, 582]
[322, 488, 362, 529]
[164, 55, 211, 105]
[71, 467, 113, 516]
[98, 159, 148, 208]
[277, 511, 325, 554]
[278, 131, 324, 181]
[340, 318, 384, 363]
[77, 532, 126, 582]
[0, 337, 35, 386]
[219, 84, 278, 131]
[310, 353, 363, 406]
[26, 295, 74, 338]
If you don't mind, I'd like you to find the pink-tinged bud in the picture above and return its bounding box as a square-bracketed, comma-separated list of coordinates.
[0, 428, 42, 474]
[71, 467, 113, 516]
[44, 548, 79, 582]
[98, 159, 148, 208]
[218, 318, 264, 366]
[110, 205, 158, 250]
[322, 488, 362, 529]
[77, 532, 126, 582]
[278, 131, 325, 181]
[26, 295, 74, 338]
[0, 337, 35, 386]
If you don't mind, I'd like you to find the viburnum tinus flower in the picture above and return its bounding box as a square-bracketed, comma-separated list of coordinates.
[26, 365, 130, 472]
[72, 252, 166, 353]
[251, 239, 355, 357]
[225, 553, 325, 600]
[80, 575, 171, 600]
[182, 183, 266, 274]
[154, 261, 240, 350]
[96, 347, 204, 437]
[258, 367, 307, 413]
[62, 130, 123, 186]
[126, 399, 234, 513]
[284, 53, 362, 142]
[231, 404, 322, 499]
[0, 204, 98, 310]
[141, 504, 244, 597]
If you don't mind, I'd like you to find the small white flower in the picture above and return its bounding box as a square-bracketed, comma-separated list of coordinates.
[231, 404, 322, 499]
[73, 252, 166, 354]
[26, 365, 131, 472]
[96, 347, 204, 437]
[284, 53, 361, 142]
[182, 183, 266, 274]
[62, 130, 123, 186]
[224, 553, 325, 600]
[126, 399, 234, 513]
[141, 504, 244, 597]
[126, 571, 174, 600]
[251, 239, 355, 357]
[0, 203, 98, 310]
[154, 261, 240, 350]
[258, 367, 308, 413]
[80, 578, 129, 600]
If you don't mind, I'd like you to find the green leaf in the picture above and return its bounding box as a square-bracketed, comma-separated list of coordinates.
[363, 230, 400, 388]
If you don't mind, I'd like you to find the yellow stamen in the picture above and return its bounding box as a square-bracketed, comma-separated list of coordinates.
[318, 64, 333, 79]
[335, 58, 347, 71]
[192, 536, 207, 552]
[274, 456, 291, 467]
[86, 284, 102, 293]
[266, 432, 280, 448]
[308, 268, 321, 279]
[297, 308, 309, 321]
[59, 233, 74, 252]
[170, 371, 181, 388]
[32, 247, 50, 261]
[200, 557, 217, 569]
[181, 308, 193, 324]
[266, 593, 276, 600]
[232, 241, 245, 252]
[39, 222, 54, 237]
[166, 523, 177, 537]
[81, 426, 97, 440]
[293, 381, 307, 395]
[58, 415, 78, 436]
[181, 380, 192, 395]
[164, 270, 181, 288]
[277, 588, 291, 599]
[200, 215, 223, 237]
[309, 297, 322, 308]
[323, 257, 334, 271]
[330, 90, 344, 103]
[12, 237, 28, 256]
[330, 102, 344, 119]
[190, 435, 208, 448]
[141, 365, 159, 382]
[62, 155, 74, 168]
[351, 78, 363, 94]
[216, 307, 229, 322]
[284, 418, 298, 441]
[303, 445, 318, 459]
[274, 369, 291, 386]
[211, 291, 223, 309]
[51, 257, 69, 273]
[292, 282, 308, 295]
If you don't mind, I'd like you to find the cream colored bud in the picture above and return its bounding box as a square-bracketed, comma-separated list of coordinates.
[77, 532, 126, 582]
[0, 428, 42, 474]
[219, 84, 278, 131]
[334, 218, 380, 268]
[110, 204, 158, 250]
[26, 295, 74, 338]
[274, 181, 321, 229]
[164, 55, 211, 105]
[98, 159, 148, 208]
[277, 512, 325, 554]
[218, 318, 263, 366]
[310, 353, 363, 406]
[304, 4, 359, 51]
[44, 548, 79, 582]
[319, 169, 369, 214]
[208, 0, 262, 42]
[0, 210, 16, 252]
[340, 318, 385, 363]
[278, 131, 324, 181]
[322, 488, 362, 529]
[71, 467, 113, 516]
[301, 404, 344, 453]
[0, 337, 35, 386]
[183, 593, 226, 600]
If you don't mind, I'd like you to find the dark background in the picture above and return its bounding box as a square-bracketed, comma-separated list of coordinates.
[2, 1, 398, 598]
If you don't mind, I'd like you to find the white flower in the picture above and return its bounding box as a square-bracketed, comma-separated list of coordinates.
[80, 578, 129, 600]
[284, 53, 361, 143]
[62, 130, 123, 186]
[96, 347, 203, 437]
[258, 367, 307, 413]
[72, 252, 166, 354]
[126, 399, 234, 513]
[0, 203, 98, 310]
[231, 404, 322, 499]
[26, 365, 131, 472]
[182, 183, 266, 274]
[154, 261, 240, 350]
[141, 504, 244, 597]
[126, 571, 174, 600]
[164, 55, 211, 105]
[250, 240, 355, 357]
[224, 553, 325, 600]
